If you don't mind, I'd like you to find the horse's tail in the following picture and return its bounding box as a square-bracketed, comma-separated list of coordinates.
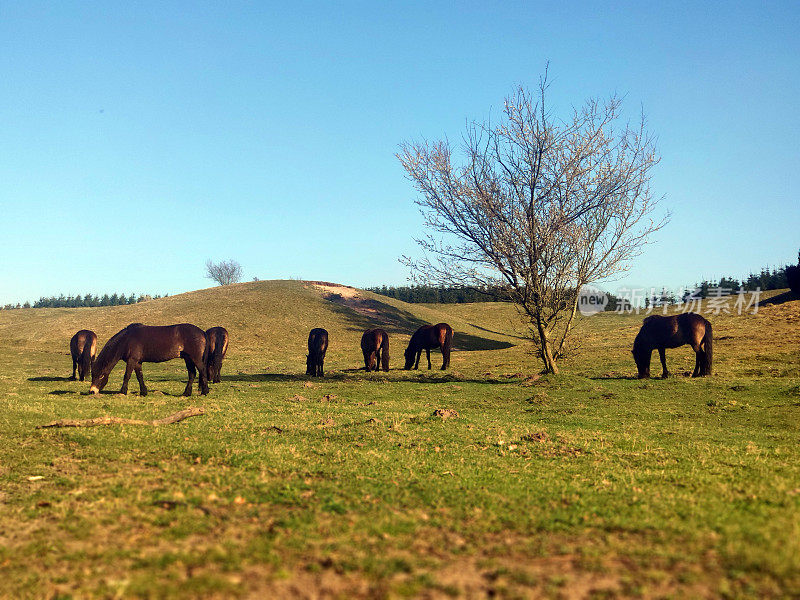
[701, 320, 713, 376]
[210, 332, 225, 381]
[79, 338, 94, 380]
[201, 333, 211, 381]
[380, 333, 390, 371]
[441, 325, 453, 370]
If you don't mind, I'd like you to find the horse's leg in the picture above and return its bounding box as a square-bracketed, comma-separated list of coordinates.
[688, 341, 702, 377]
[213, 360, 221, 384]
[70, 357, 77, 381]
[363, 350, 371, 372]
[426, 349, 431, 370]
[120, 360, 134, 395]
[658, 348, 669, 378]
[183, 357, 195, 396]
[197, 358, 209, 395]
[206, 361, 214, 384]
[414, 350, 421, 370]
[186, 349, 209, 395]
[135, 364, 147, 396]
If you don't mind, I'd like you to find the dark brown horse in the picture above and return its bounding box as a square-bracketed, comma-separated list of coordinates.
[632, 313, 713, 378]
[361, 328, 389, 372]
[89, 323, 209, 396]
[69, 329, 97, 381]
[306, 328, 329, 377]
[205, 326, 229, 383]
[404, 323, 453, 370]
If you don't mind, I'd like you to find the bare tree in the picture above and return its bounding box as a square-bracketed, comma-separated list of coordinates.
[205, 259, 243, 286]
[398, 73, 668, 373]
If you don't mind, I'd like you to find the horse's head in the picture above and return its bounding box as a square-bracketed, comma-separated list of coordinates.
[403, 346, 415, 370]
[631, 335, 651, 378]
[89, 368, 109, 394]
[306, 354, 314, 376]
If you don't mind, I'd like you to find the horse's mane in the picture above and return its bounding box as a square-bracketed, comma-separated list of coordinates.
[94, 323, 142, 376]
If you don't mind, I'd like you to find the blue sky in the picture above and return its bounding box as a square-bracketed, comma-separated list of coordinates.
[1, 1, 798, 304]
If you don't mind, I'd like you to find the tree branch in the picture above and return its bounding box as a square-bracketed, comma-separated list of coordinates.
[36, 407, 206, 429]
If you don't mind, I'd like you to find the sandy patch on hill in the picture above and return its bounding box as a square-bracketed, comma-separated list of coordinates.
[309, 282, 360, 299]
[307, 281, 382, 318]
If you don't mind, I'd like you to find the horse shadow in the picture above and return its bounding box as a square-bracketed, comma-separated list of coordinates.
[220, 371, 525, 385]
[221, 372, 354, 383]
[29, 376, 71, 382]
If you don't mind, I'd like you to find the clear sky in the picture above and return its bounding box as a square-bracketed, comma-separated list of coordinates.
[1, 1, 798, 304]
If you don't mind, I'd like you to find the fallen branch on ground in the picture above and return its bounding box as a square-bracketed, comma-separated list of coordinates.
[36, 407, 206, 429]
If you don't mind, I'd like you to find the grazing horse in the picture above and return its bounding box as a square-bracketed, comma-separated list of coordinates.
[632, 313, 713, 378]
[306, 328, 329, 377]
[89, 323, 209, 396]
[69, 329, 97, 381]
[404, 323, 453, 370]
[361, 328, 389, 372]
[205, 326, 229, 383]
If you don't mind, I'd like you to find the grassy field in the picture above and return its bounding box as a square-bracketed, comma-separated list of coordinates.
[1, 280, 799, 599]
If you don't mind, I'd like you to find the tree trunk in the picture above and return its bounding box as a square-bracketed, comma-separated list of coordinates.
[554, 296, 581, 359]
[535, 318, 559, 374]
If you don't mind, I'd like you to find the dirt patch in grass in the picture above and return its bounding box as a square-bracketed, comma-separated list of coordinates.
[315, 285, 386, 320]
[432, 409, 459, 420]
[231, 529, 730, 600]
[309, 282, 360, 299]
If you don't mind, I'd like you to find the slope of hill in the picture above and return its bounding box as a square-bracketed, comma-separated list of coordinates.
[0, 280, 521, 374]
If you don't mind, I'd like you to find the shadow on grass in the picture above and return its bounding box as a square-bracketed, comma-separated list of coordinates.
[589, 372, 696, 381]
[220, 371, 525, 385]
[46, 387, 191, 396]
[323, 295, 515, 351]
[29, 376, 71, 382]
[464, 322, 527, 341]
[223, 373, 352, 383]
[758, 291, 800, 307]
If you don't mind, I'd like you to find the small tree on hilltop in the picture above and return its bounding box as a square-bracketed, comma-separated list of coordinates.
[398, 71, 668, 373]
[205, 259, 243, 286]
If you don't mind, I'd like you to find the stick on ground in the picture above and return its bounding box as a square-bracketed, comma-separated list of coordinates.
[36, 407, 206, 429]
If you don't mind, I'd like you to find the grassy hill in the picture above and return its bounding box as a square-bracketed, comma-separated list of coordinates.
[0, 280, 522, 374]
[0, 280, 799, 598]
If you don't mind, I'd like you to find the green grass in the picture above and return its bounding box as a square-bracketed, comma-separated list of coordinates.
[0, 280, 799, 598]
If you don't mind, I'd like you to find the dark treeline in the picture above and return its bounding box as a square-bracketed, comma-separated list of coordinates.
[3, 257, 797, 310]
[1, 293, 167, 311]
[365, 285, 510, 304]
[683, 264, 795, 301]
[371, 260, 799, 306]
